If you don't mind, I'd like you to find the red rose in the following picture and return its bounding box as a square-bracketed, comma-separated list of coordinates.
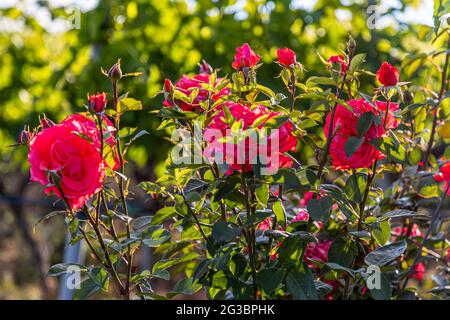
[324, 99, 387, 170]
[434, 161, 450, 194]
[204, 103, 297, 174]
[88, 92, 107, 113]
[276, 47, 296, 67]
[29, 114, 108, 210]
[231, 43, 261, 70]
[409, 262, 426, 281]
[327, 55, 348, 74]
[376, 62, 399, 86]
[163, 73, 230, 112]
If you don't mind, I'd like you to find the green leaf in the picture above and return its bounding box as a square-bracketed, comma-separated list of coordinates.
[364, 241, 407, 266]
[167, 277, 202, 298]
[89, 267, 109, 291]
[434, 0, 450, 34]
[73, 278, 101, 300]
[368, 272, 392, 300]
[357, 112, 374, 137]
[380, 209, 420, 220]
[344, 136, 364, 158]
[286, 270, 318, 300]
[151, 207, 177, 225]
[348, 53, 366, 74]
[273, 200, 286, 229]
[255, 183, 269, 207]
[325, 262, 356, 278]
[152, 252, 199, 273]
[117, 97, 143, 113]
[257, 268, 285, 296]
[306, 196, 332, 223]
[211, 221, 241, 244]
[245, 210, 272, 228]
[371, 220, 391, 246]
[328, 238, 358, 268]
[306, 76, 336, 86]
[140, 226, 171, 247]
[48, 263, 87, 277]
[345, 173, 366, 203]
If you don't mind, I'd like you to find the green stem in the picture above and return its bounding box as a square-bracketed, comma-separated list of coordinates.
[112, 79, 133, 299]
[358, 160, 378, 230]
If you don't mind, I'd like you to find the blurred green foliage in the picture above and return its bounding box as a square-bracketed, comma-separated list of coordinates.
[0, 0, 447, 177]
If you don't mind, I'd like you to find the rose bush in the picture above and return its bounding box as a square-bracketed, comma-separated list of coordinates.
[21, 27, 450, 301]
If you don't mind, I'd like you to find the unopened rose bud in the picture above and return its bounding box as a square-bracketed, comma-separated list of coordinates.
[18, 127, 33, 145]
[39, 114, 55, 129]
[402, 90, 414, 105]
[88, 92, 108, 113]
[164, 79, 173, 93]
[347, 36, 356, 56]
[107, 59, 122, 81]
[199, 60, 213, 74]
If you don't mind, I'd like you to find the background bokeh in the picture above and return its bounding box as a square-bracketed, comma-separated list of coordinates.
[0, 0, 446, 299]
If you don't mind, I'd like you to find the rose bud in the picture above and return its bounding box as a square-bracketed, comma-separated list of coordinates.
[88, 92, 108, 113]
[163, 79, 173, 93]
[199, 59, 213, 74]
[18, 127, 33, 145]
[107, 59, 123, 81]
[231, 43, 261, 70]
[39, 114, 55, 129]
[376, 62, 399, 87]
[347, 36, 356, 56]
[276, 47, 297, 68]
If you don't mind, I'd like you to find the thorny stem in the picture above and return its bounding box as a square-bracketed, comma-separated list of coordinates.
[358, 160, 378, 230]
[401, 184, 449, 292]
[289, 72, 296, 113]
[112, 79, 133, 299]
[56, 183, 125, 297]
[240, 168, 259, 300]
[423, 35, 450, 169]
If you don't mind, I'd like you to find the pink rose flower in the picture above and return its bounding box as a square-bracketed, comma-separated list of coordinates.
[29, 114, 116, 210]
[434, 162, 450, 195]
[324, 98, 387, 170]
[231, 43, 261, 70]
[376, 62, 399, 87]
[276, 47, 297, 68]
[204, 103, 297, 174]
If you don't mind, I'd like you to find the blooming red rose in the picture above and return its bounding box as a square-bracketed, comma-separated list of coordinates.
[204, 103, 297, 174]
[434, 161, 450, 194]
[29, 114, 108, 210]
[231, 43, 261, 70]
[276, 47, 296, 67]
[324, 98, 387, 170]
[376, 62, 399, 87]
[163, 73, 230, 112]
[327, 55, 348, 74]
[88, 92, 107, 113]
